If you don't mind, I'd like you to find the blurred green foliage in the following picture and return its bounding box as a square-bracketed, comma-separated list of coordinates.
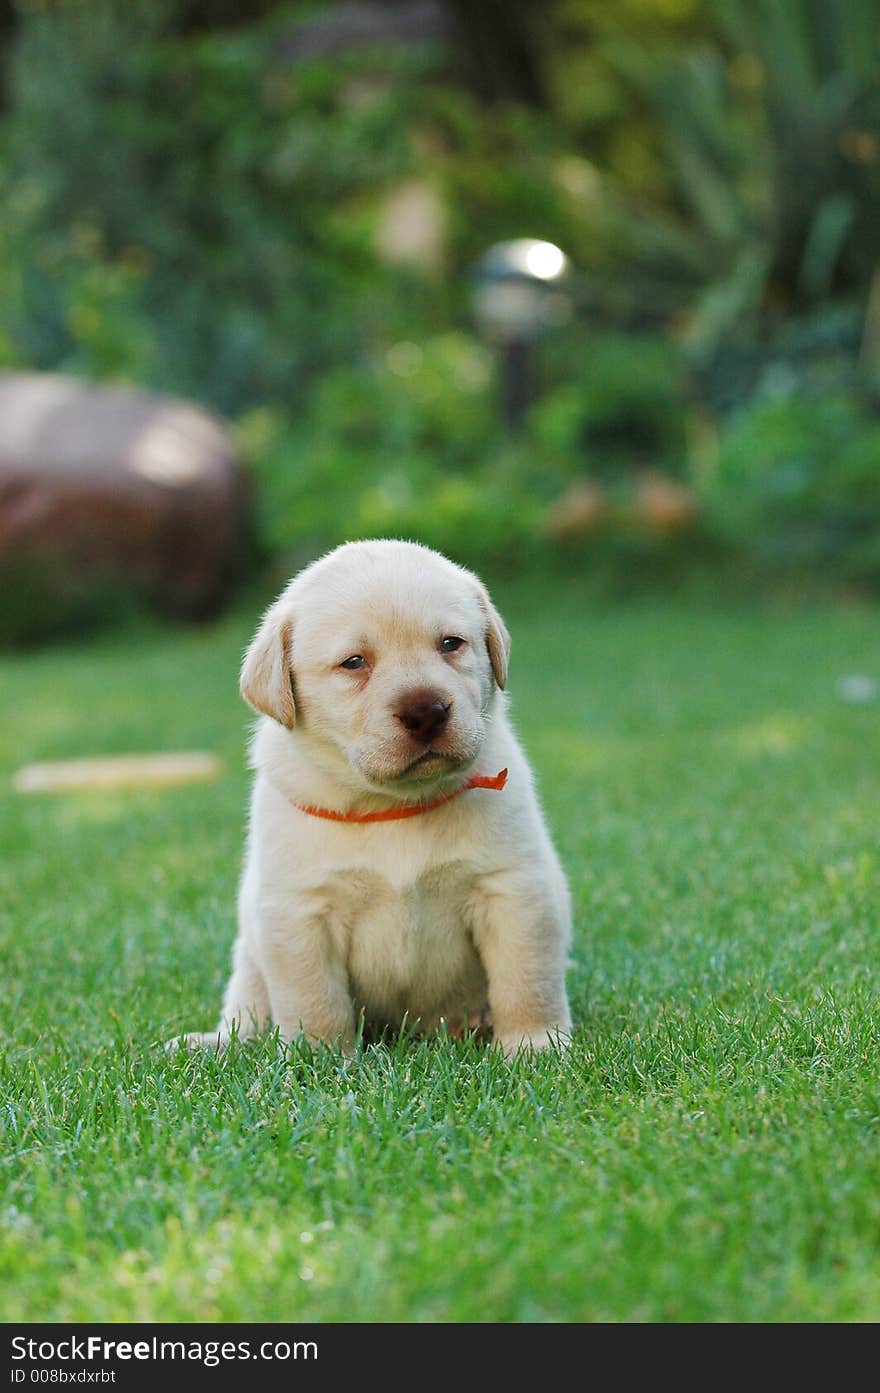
[531, 335, 689, 473]
[1, 0, 879, 614]
[701, 388, 880, 592]
[237, 333, 542, 573]
[553, 0, 880, 349]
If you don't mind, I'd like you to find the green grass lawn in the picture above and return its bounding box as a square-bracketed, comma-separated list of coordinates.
[1, 582, 879, 1322]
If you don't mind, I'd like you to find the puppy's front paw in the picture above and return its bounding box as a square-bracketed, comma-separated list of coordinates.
[165, 1029, 230, 1055]
[493, 1025, 570, 1057]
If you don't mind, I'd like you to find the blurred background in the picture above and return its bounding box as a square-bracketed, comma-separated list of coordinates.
[2, 0, 880, 642]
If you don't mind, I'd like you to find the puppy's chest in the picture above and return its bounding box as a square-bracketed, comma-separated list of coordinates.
[323, 861, 480, 993]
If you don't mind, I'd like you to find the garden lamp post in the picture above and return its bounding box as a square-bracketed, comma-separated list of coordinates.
[471, 239, 571, 433]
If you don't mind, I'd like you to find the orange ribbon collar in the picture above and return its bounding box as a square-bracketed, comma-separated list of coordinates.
[291, 768, 508, 824]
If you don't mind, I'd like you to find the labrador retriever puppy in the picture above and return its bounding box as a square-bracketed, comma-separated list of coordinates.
[177, 539, 571, 1055]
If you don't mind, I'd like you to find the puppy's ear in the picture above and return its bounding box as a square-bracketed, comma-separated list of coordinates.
[240, 603, 296, 728]
[473, 580, 511, 690]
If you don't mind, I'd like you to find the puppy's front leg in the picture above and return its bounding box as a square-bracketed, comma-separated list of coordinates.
[259, 905, 355, 1050]
[470, 871, 571, 1056]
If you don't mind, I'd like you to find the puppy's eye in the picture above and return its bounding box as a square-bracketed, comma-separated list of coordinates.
[440, 636, 465, 653]
[340, 655, 367, 670]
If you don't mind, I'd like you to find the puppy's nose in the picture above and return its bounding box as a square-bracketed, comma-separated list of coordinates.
[397, 696, 450, 744]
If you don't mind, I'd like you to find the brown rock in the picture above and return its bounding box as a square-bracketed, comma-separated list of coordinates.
[0, 373, 249, 626]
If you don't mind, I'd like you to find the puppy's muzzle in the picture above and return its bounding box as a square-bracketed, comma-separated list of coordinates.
[395, 690, 451, 745]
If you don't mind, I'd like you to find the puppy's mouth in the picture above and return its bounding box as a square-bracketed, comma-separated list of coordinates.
[392, 750, 464, 781]
[351, 728, 483, 790]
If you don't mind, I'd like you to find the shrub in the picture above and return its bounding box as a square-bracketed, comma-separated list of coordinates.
[699, 386, 880, 591]
[530, 333, 690, 476]
[237, 331, 551, 572]
[581, 0, 880, 353]
[236, 324, 705, 580]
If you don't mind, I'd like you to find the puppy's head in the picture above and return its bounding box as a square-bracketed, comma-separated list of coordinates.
[240, 540, 509, 791]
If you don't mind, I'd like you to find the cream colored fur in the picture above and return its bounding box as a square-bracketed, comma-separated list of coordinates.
[175, 539, 571, 1056]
